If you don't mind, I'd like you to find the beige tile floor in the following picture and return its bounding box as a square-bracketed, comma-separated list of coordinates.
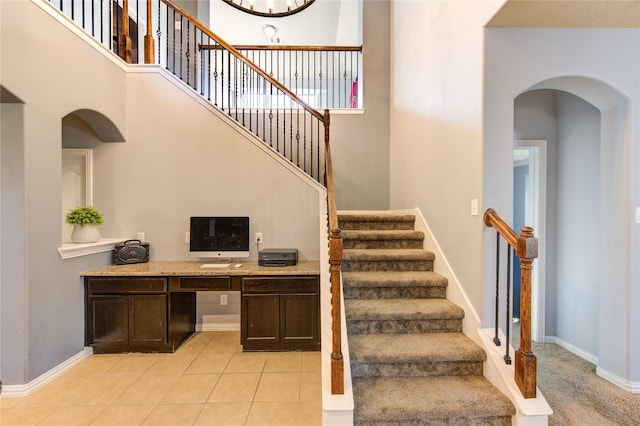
[0, 332, 322, 426]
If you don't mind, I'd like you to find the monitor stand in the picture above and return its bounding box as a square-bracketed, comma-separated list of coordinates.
[199, 258, 233, 268]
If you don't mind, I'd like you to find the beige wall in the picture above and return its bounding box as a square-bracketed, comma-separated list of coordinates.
[389, 1, 504, 315]
[332, 0, 390, 210]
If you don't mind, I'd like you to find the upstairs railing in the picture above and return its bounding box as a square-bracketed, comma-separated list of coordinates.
[483, 208, 538, 399]
[47, 0, 345, 395]
[201, 45, 362, 110]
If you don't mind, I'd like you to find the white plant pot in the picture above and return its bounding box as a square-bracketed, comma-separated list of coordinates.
[71, 224, 101, 243]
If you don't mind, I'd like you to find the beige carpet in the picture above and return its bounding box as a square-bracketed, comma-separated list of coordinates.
[533, 341, 640, 425]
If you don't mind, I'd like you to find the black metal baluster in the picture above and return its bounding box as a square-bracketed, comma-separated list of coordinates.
[207, 39, 212, 101]
[100, 0, 104, 44]
[198, 31, 202, 96]
[171, 9, 176, 74]
[505, 247, 512, 365]
[494, 232, 501, 346]
[185, 21, 190, 85]
[318, 52, 323, 109]
[193, 24, 197, 89]
[179, 15, 184, 80]
[226, 49, 231, 115]
[213, 42, 218, 106]
[242, 61, 247, 126]
[159, 1, 164, 67]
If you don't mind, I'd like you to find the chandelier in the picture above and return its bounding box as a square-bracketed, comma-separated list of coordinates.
[222, 0, 316, 17]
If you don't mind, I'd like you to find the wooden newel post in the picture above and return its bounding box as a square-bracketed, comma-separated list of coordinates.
[144, 0, 155, 64]
[119, 0, 132, 63]
[330, 230, 344, 394]
[515, 226, 538, 398]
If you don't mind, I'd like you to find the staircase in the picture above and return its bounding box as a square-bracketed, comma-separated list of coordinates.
[339, 212, 515, 425]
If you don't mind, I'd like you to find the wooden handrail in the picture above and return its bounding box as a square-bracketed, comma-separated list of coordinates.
[324, 110, 344, 394]
[199, 44, 362, 52]
[160, 0, 324, 122]
[483, 208, 538, 398]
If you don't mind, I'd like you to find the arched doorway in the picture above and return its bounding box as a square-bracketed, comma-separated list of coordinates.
[512, 77, 630, 373]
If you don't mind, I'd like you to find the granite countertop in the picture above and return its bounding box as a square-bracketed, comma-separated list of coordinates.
[81, 260, 321, 276]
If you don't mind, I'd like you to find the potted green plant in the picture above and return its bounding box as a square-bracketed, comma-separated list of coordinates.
[66, 206, 104, 243]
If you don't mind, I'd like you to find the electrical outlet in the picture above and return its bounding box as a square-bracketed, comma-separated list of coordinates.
[255, 232, 263, 244]
[137, 232, 145, 242]
[220, 294, 228, 306]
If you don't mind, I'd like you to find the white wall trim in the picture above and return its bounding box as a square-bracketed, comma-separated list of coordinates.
[1, 347, 93, 397]
[479, 328, 552, 425]
[514, 140, 547, 343]
[58, 238, 126, 259]
[197, 314, 241, 332]
[543, 336, 640, 393]
[596, 367, 640, 394]
[544, 335, 599, 365]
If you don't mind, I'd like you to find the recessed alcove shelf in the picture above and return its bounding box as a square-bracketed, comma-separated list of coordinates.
[58, 238, 126, 259]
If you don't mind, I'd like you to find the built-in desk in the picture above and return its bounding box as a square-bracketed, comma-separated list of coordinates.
[82, 261, 320, 353]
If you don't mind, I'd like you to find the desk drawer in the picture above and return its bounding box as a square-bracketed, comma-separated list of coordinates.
[87, 277, 167, 294]
[242, 276, 318, 293]
[179, 277, 231, 291]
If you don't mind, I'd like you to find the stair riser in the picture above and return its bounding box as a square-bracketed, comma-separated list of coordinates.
[342, 260, 433, 272]
[344, 287, 447, 300]
[339, 221, 415, 231]
[351, 361, 484, 378]
[355, 416, 512, 426]
[347, 319, 462, 335]
[343, 240, 424, 249]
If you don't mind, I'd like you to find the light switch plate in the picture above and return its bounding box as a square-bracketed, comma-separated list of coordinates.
[471, 199, 479, 216]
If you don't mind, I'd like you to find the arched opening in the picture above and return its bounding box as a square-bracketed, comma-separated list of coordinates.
[512, 77, 630, 375]
[61, 109, 125, 242]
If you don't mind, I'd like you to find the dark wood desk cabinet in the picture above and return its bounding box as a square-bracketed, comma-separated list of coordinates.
[241, 276, 320, 351]
[84, 267, 319, 354]
[85, 277, 195, 353]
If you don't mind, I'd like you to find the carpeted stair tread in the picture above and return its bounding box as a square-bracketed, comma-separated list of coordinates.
[349, 333, 486, 364]
[343, 249, 435, 261]
[342, 271, 447, 289]
[339, 213, 416, 230]
[342, 229, 425, 240]
[345, 298, 464, 320]
[353, 375, 515, 425]
[339, 213, 416, 222]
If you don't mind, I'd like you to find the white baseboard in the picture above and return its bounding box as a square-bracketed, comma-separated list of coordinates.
[1, 347, 93, 397]
[544, 335, 640, 393]
[544, 336, 599, 364]
[596, 367, 640, 394]
[197, 323, 241, 332]
[196, 314, 241, 332]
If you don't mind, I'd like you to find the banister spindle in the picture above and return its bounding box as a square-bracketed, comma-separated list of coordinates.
[505, 247, 512, 365]
[119, 0, 132, 63]
[493, 233, 501, 346]
[144, 0, 154, 64]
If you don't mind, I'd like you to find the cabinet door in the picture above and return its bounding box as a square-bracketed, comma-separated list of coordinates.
[90, 295, 128, 345]
[280, 293, 318, 344]
[242, 294, 279, 344]
[129, 295, 167, 345]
